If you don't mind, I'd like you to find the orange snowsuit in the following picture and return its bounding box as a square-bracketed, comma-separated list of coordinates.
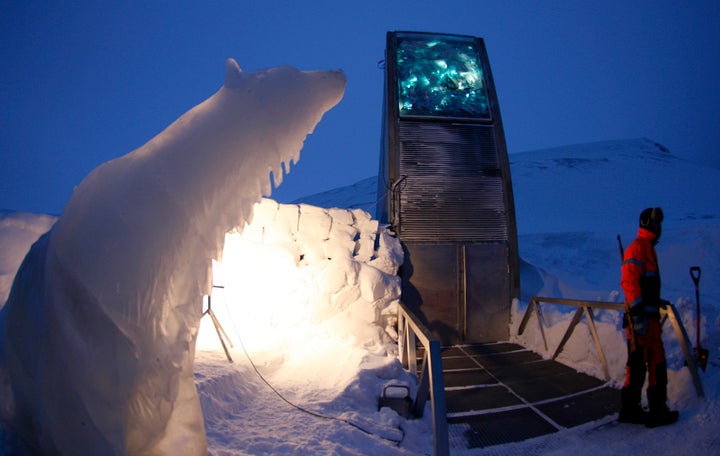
[621, 227, 667, 410]
[622, 227, 662, 318]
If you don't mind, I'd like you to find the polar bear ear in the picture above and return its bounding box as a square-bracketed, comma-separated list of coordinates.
[224, 58, 243, 88]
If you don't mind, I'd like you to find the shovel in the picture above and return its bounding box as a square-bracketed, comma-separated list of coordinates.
[690, 266, 709, 371]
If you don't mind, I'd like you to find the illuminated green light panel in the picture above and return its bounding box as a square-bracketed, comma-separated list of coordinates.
[397, 35, 490, 119]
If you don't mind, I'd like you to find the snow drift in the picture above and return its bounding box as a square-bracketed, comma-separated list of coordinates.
[199, 198, 404, 368]
[0, 59, 345, 455]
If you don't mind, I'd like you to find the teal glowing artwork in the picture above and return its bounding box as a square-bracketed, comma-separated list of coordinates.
[397, 35, 490, 119]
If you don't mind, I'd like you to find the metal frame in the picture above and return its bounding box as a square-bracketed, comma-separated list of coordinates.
[518, 296, 704, 397]
[397, 301, 449, 456]
[377, 32, 520, 345]
[203, 290, 234, 363]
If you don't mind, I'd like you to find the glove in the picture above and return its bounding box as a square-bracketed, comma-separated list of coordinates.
[631, 314, 648, 336]
[628, 300, 649, 335]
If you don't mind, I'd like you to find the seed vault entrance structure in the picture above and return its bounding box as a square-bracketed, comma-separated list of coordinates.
[377, 31, 519, 345]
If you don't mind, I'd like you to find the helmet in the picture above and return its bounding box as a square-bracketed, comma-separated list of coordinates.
[639, 207, 663, 238]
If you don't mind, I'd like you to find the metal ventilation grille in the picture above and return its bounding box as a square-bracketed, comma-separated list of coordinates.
[398, 122, 508, 242]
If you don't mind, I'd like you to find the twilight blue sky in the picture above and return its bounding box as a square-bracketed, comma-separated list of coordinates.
[2, 1, 718, 215]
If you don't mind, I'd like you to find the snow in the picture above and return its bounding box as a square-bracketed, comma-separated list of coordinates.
[0, 211, 56, 306]
[1, 100, 719, 456]
[197, 199, 403, 382]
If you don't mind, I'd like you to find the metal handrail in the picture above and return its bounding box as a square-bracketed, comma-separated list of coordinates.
[397, 301, 449, 456]
[518, 296, 704, 397]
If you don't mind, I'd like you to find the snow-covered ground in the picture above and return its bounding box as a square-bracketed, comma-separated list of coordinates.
[1, 138, 718, 454]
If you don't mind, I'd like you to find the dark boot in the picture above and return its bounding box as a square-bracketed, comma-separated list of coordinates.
[646, 383, 677, 428]
[619, 387, 647, 424]
[646, 406, 679, 428]
[618, 406, 648, 424]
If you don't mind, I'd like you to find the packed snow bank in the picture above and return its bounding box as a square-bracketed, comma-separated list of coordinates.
[199, 198, 404, 382]
[194, 199, 421, 455]
[0, 60, 345, 455]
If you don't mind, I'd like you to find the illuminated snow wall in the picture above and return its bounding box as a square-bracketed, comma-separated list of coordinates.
[0, 60, 345, 455]
[198, 199, 403, 390]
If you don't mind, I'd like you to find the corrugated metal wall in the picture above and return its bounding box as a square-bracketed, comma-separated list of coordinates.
[398, 122, 508, 242]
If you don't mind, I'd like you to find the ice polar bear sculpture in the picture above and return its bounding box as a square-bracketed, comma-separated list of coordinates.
[0, 59, 345, 455]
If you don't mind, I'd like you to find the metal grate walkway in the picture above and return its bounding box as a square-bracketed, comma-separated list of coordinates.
[427, 342, 620, 450]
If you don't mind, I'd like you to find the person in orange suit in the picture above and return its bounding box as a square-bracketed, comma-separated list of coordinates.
[619, 207, 679, 427]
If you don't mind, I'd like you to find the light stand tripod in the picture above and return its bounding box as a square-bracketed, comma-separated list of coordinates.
[202, 285, 234, 363]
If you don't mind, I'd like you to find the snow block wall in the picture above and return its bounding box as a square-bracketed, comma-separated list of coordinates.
[200, 198, 404, 373]
[0, 60, 345, 455]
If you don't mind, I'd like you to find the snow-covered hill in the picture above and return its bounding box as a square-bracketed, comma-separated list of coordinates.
[510, 138, 718, 235]
[1, 138, 718, 455]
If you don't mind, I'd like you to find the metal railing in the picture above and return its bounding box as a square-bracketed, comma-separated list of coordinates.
[397, 301, 449, 456]
[518, 296, 704, 397]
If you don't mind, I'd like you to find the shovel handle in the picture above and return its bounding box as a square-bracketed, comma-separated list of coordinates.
[690, 266, 702, 350]
[690, 266, 701, 286]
